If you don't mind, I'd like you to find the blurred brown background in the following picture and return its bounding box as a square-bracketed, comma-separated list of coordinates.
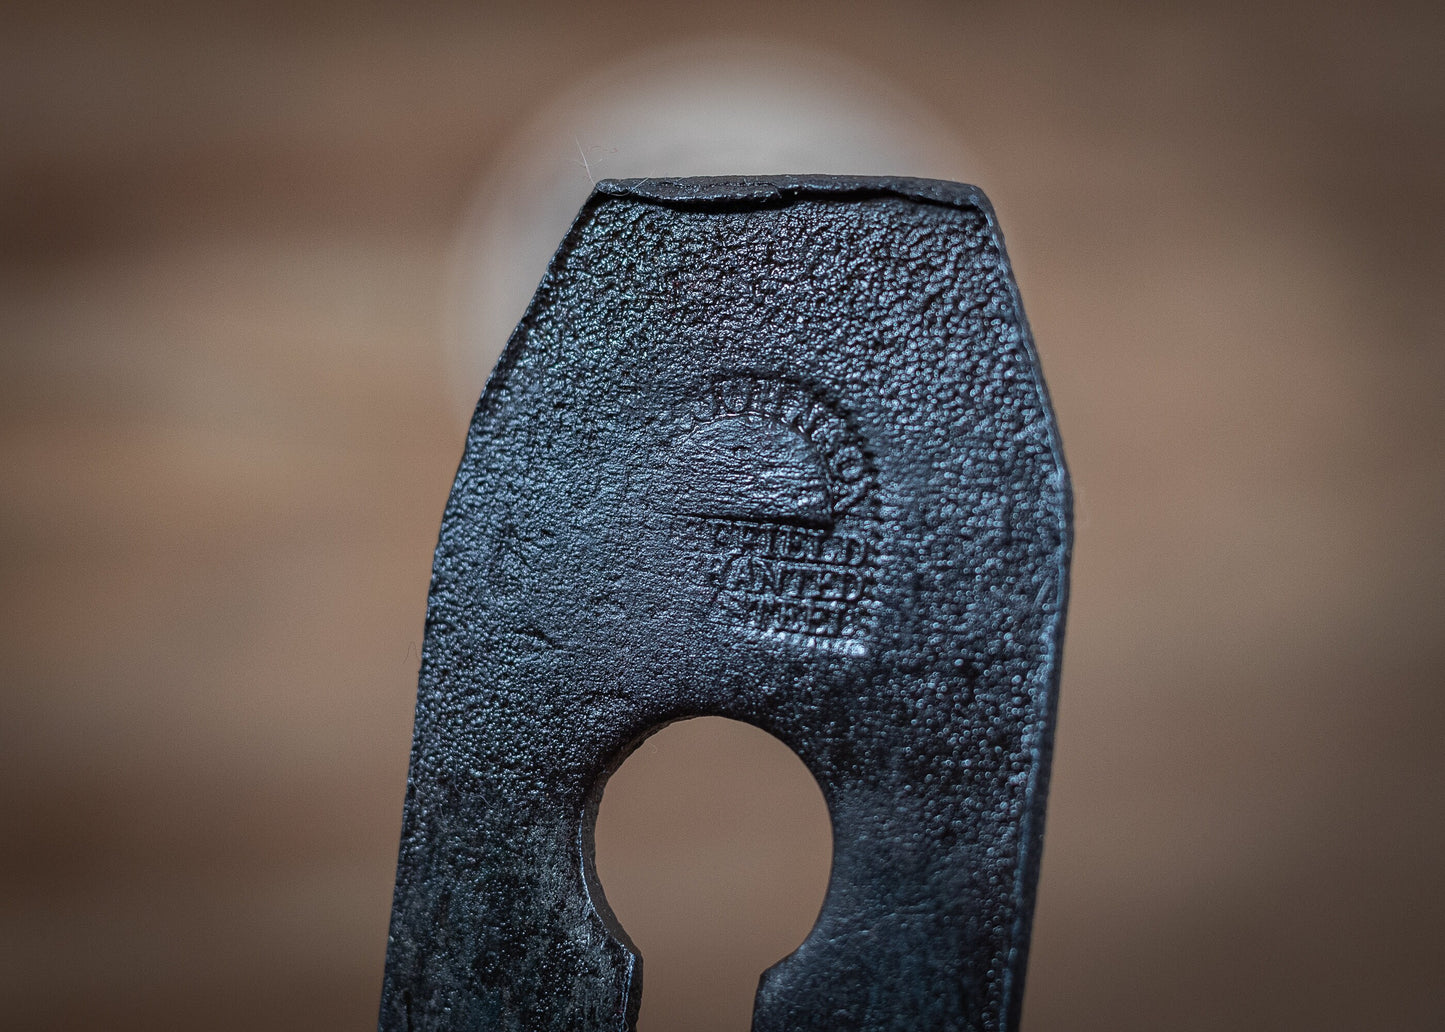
[3, 2, 1442, 1030]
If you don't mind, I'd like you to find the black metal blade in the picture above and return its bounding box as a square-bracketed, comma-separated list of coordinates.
[380, 176, 1072, 1032]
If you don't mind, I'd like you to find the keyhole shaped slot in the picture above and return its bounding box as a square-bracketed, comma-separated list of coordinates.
[590, 717, 833, 1032]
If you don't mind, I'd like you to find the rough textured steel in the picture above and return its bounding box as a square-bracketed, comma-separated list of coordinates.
[380, 175, 1072, 1032]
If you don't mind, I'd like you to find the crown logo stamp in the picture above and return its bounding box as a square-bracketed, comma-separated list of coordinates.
[656, 374, 882, 653]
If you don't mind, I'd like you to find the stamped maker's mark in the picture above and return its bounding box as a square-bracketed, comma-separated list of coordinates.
[658, 375, 882, 650]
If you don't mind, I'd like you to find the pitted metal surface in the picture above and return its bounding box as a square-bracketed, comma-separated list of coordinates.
[380, 176, 1072, 1032]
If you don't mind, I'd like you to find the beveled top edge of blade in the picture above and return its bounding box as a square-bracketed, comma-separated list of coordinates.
[594, 174, 991, 213]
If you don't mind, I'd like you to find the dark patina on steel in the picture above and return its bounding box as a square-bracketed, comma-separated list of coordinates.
[380, 176, 1072, 1031]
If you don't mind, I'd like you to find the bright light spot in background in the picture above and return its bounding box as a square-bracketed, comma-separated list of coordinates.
[445, 37, 973, 422]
